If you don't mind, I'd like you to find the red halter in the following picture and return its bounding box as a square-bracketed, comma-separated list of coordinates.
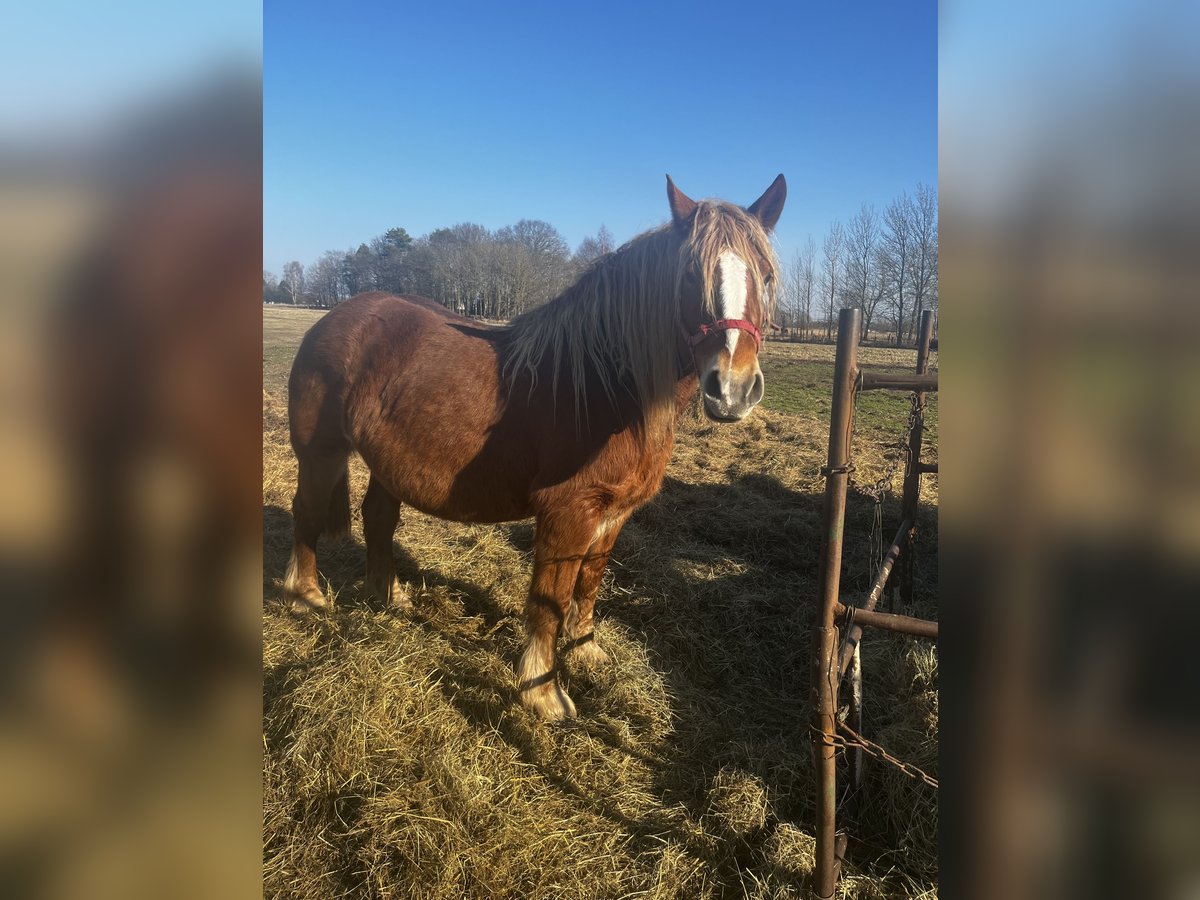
[681, 319, 763, 351]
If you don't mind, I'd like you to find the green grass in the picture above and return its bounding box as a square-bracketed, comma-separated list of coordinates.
[758, 339, 938, 451]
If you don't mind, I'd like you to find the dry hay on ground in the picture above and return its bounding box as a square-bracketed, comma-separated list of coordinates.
[262, 308, 939, 899]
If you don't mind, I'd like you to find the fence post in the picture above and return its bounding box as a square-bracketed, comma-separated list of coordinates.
[899, 310, 935, 610]
[812, 307, 860, 899]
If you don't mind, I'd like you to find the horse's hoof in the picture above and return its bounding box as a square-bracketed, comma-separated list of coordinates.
[521, 682, 577, 721]
[389, 578, 413, 610]
[366, 574, 411, 609]
[288, 589, 328, 616]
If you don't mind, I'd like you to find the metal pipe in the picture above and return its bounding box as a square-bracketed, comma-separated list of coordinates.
[812, 306, 860, 899]
[857, 371, 939, 393]
[812, 625, 839, 900]
[900, 310, 936, 609]
[835, 603, 940, 639]
[918, 461, 938, 474]
[915, 309, 935, 381]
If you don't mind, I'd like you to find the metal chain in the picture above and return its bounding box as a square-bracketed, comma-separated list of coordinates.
[838, 721, 939, 789]
[855, 400, 903, 587]
[903, 390, 928, 558]
[857, 444, 903, 506]
[904, 389, 926, 476]
[811, 721, 939, 790]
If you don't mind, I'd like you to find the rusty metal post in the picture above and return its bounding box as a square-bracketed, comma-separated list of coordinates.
[899, 310, 935, 610]
[812, 307, 860, 899]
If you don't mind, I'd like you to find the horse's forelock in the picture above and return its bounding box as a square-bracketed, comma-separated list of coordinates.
[684, 201, 780, 325]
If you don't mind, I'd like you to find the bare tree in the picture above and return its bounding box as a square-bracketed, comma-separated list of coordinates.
[306, 251, 345, 308]
[425, 223, 490, 315]
[497, 219, 572, 312]
[572, 225, 614, 270]
[796, 236, 816, 340]
[881, 192, 913, 346]
[780, 238, 815, 339]
[842, 204, 885, 341]
[821, 220, 844, 342]
[507, 219, 568, 259]
[281, 260, 305, 305]
[780, 250, 803, 336]
[262, 270, 285, 304]
[907, 182, 937, 340]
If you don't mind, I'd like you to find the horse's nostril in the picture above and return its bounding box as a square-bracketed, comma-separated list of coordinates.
[749, 371, 764, 405]
[703, 370, 722, 399]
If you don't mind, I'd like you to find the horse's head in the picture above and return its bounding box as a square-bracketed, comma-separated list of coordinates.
[669, 174, 786, 422]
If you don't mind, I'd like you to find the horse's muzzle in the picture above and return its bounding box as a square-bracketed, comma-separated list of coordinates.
[701, 367, 764, 421]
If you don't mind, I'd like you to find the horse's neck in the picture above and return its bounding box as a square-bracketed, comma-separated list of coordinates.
[674, 372, 700, 416]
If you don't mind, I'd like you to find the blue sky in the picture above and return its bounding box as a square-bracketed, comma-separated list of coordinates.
[265, 1, 935, 276]
[0, 0, 260, 135]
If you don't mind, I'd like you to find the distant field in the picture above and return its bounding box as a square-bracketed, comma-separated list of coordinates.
[263, 305, 938, 899]
[262, 305, 325, 387]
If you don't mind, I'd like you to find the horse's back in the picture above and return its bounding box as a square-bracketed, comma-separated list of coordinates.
[288, 292, 537, 521]
[291, 290, 470, 382]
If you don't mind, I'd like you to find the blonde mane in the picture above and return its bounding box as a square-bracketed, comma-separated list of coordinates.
[502, 201, 779, 429]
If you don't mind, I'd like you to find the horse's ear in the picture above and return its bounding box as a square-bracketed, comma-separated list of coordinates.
[666, 175, 697, 227]
[747, 174, 787, 231]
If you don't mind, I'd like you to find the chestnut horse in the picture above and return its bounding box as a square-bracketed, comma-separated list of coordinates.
[285, 174, 786, 719]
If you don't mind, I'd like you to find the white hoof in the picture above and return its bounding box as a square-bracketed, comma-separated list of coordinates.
[367, 574, 411, 609]
[288, 588, 328, 616]
[389, 579, 412, 609]
[521, 681, 577, 720]
[517, 639, 575, 720]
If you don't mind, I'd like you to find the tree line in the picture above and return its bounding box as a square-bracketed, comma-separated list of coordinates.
[778, 183, 937, 346]
[264, 182, 936, 346]
[263, 220, 614, 321]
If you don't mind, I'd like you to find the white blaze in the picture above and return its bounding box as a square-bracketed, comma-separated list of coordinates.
[717, 250, 749, 359]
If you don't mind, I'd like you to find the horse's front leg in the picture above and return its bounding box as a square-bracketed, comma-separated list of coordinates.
[564, 516, 627, 668]
[517, 508, 594, 720]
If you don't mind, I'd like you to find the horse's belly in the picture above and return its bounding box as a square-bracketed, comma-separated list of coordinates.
[407, 483, 533, 524]
[356, 426, 536, 525]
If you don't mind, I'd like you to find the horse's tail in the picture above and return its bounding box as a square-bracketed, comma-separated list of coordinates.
[324, 463, 351, 539]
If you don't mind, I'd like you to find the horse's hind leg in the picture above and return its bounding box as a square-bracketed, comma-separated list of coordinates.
[284, 450, 349, 614]
[362, 474, 411, 609]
